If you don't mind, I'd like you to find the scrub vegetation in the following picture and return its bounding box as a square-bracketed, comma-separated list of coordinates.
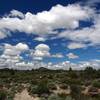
[0, 67, 100, 100]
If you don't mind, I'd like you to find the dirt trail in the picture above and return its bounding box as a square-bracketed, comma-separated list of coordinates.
[14, 89, 40, 100]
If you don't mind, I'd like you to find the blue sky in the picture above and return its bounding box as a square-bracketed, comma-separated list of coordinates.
[0, 0, 100, 70]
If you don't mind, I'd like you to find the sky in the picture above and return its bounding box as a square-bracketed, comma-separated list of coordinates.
[0, 0, 100, 70]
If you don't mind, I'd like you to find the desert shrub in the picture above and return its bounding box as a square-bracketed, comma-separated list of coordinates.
[7, 92, 14, 100]
[48, 94, 73, 100]
[92, 80, 100, 88]
[59, 84, 68, 89]
[37, 80, 50, 95]
[84, 81, 91, 86]
[48, 94, 62, 100]
[0, 90, 7, 100]
[28, 85, 38, 95]
[70, 85, 82, 100]
[68, 68, 78, 79]
[65, 96, 73, 100]
[66, 79, 82, 85]
[58, 92, 67, 99]
[29, 79, 50, 96]
[30, 80, 38, 85]
[40, 97, 46, 100]
[84, 67, 96, 79]
[48, 83, 57, 90]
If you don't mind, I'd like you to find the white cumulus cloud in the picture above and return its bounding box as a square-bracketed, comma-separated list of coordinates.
[9, 10, 24, 18]
[33, 44, 50, 60]
[67, 42, 86, 49]
[0, 4, 93, 38]
[66, 53, 79, 59]
[34, 37, 46, 42]
[0, 43, 29, 68]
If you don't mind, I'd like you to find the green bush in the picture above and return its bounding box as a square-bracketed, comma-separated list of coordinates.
[66, 79, 82, 85]
[48, 83, 57, 90]
[48, 94, 62, 100]
[48, 94, 73, 100]
[29, 79, 50, 96]
[65, 96, 73, 100]
[37, 80, 50, 95]
[28, 85, 38, 95]
[0, 90, 7, 100]
[70, 85, 82, 100]
[92, 80, 100, 88]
